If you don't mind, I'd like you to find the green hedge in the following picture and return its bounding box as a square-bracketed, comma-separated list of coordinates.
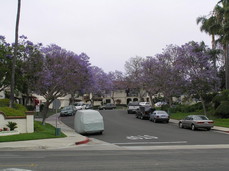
[215, 101, 229, 118]
[167, 103, 203, 113]
[0, 99, 26, 116]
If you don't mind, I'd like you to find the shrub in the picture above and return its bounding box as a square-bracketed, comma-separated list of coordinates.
[213, 90, 229, 109]
[6, 121, 18, 131]
[215, 101, 229, 118]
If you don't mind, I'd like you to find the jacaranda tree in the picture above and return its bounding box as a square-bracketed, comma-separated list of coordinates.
[175, 42, 220, 115]
[34, 44, 92, 124]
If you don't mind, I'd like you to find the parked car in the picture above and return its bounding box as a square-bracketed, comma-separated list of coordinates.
[99, 103, 116, 110]
[178, 115, 214, 131]
[127, 102, 140, 114]
[74, 109, 104, 135]
[136, 105, 155, 120]
[154, 101, 167, 107]
[149, 110, 170, 123]
[74, 102, 86, 110]
[60, 105, 76, 116]
[139, 102, 150, 106]
[85, 104, 93, 109]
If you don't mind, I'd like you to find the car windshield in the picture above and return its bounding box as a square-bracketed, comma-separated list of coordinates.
[63, 106, 71, 110]
[157, 111, 167, 114]
[194, 115, 209, 120]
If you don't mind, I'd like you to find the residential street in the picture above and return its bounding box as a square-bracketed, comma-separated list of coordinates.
[61, 110, 229, 147]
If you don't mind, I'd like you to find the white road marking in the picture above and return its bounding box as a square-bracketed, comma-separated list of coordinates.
[126, 135, 158, 140]
[113, 141, 187, 145]
[122, 144, 229, 150]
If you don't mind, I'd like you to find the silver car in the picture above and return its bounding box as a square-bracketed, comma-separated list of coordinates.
[178, 115, 214, 131]
[149, 110, 170, 123]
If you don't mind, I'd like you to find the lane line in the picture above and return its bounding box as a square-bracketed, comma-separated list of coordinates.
[113, 141, 187, 145]
[122, 144, 229, 150]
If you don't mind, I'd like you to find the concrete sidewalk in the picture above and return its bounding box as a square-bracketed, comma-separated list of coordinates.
[0, 114, 89, 151]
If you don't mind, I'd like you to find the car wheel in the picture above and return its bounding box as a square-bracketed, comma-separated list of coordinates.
[149, 118, 152, 121]
[179, 122, 183, 128]
[206, 128, 211, 131]
[191, 124, 196, 131]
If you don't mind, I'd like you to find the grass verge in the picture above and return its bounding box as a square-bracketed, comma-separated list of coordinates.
[0, 121, 66, 142]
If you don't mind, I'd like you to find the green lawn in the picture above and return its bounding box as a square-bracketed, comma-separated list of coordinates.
[0, 121, 66, 142]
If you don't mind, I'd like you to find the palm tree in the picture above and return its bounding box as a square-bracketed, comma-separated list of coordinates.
[197, 15, 219, 49]
[197, 15, 221, 90]
[10, 0, 21, 107]
[214, 0, 229, 89]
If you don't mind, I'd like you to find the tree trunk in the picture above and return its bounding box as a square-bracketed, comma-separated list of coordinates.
[226, 43, 229, 90]
[10, 0, 21, 108]
[199, 94, 207, 116]
[41, 101, 51, 125]
[147, 92, 154, 107]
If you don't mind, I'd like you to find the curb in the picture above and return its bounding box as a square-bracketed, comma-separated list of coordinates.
[75, 137, 90, 145]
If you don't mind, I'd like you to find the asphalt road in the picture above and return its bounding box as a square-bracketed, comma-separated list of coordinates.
[61, 109, 229, 147]
[1, 150, 229, 171]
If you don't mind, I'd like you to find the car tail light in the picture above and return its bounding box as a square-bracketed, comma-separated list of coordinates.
[208, 121, 214, 124]
[196, 122, 204, 124]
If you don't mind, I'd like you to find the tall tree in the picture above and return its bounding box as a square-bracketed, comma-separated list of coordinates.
[10, 0, 21, 107]
[175, 42, 219, 115]
[87, 66, 113, 105]
[124, 56, 145, 101]
[34, 44, 91, 124]
[213, 0, 229, 89]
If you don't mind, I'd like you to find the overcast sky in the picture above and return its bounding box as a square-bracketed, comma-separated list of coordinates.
[1, 0, 219, 73]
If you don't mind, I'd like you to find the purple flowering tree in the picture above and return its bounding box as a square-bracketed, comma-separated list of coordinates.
[86, 66, 113, 105]
[124, 56, 146, 101]
[108, 70, 126, 104]
[67, 52, 92, 104]
[141, 45, 185, 106]
[175, 42, 219, 115]
[34, 44, 91, 124]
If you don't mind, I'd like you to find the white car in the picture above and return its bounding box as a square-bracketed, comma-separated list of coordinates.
[127, 102, 140, 114]
[139, 102, 150, 106]
[74, 102, 86, 110]
[154, 102, 167, 107]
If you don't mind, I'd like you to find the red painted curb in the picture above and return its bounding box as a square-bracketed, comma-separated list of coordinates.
[75, 138, 90, 145]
